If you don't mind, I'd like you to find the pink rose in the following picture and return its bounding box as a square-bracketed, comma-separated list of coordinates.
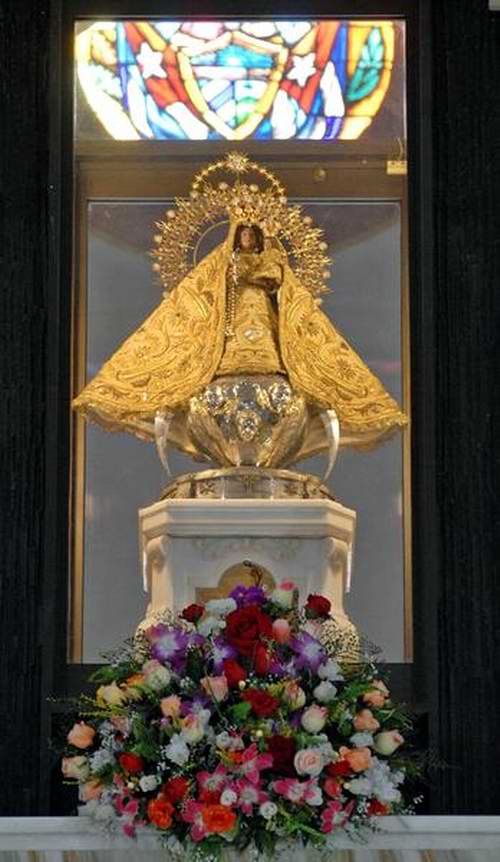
[201, 675, 228, 702]
[294, 748, 324, 777]
[160, 695, 182, 718]
[363, 680, 389, 708]
[62, 755, 90, 781]
[272, 618, 291, 644]
[353, 709, 380, 733]
[373, 730, 404, 756]
[301, 704, 328, 733]
[67, 722, 95, 749]
[181, 713, 207, 744]
[282, 680, 306, 709]
[110, 715, 131, 736]
[339, 746, 372, 773]
[79, 778, 103, 801]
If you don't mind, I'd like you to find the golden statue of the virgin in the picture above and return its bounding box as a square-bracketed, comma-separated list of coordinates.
[73, 154, 407, 485]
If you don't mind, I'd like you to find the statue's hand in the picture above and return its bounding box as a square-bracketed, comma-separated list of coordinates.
[252, 276, 280, 293]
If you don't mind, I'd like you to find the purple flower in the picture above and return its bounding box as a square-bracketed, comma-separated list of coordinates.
[211, 636, 237, 673]
[146, 624, 190, 666]
[180, 692, 211, 716]
[289, 632, 326, 673]
[229, 585, 267, 608]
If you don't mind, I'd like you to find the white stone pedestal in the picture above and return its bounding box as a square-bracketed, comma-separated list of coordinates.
[139, 498, 356, 629]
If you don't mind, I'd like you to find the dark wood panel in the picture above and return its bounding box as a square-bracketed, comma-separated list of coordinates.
[0, 0, 52, 815]
[430, 0, 500, 814]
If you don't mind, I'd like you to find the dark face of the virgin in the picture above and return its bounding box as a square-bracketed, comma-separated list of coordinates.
[239, 227, 257, 251]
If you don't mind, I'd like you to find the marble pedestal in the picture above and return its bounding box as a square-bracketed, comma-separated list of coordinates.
[139, 498, 356, 629]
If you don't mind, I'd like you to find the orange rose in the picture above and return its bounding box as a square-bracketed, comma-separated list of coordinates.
[147, 797, 174, 829]
[79, 778, 103, 801]
[363, 680, 389, 708]
[339, 746, 372, 772]
[122, 673, 145, 701]
[202, 804, 237, 833]
[67, 722, 95, 749]
[353, 709, 380, 733]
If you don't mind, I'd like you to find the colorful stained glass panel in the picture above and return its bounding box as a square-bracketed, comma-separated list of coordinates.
[75, 19, 405, 142]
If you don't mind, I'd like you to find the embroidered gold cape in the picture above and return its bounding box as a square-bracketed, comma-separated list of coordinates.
[73, 232, 407, 460]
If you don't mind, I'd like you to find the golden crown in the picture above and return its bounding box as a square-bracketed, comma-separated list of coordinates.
[152, 152, 332, 295]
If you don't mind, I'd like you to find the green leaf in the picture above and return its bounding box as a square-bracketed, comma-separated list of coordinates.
[346, 27, 385, 103]
[230, 701, 252, 722]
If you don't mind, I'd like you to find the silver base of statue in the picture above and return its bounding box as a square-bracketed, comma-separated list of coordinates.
[186, 375, 308, 468]
[161, 466, 335, 501]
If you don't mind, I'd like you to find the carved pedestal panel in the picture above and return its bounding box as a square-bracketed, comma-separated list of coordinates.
[138, 499, 356, 632]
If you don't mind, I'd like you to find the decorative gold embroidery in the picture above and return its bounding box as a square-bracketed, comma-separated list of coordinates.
[74, 157, 407, 458]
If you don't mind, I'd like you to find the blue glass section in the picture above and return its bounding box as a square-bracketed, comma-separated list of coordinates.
[311, 89, 324, 116]
[324, 116, 342, 140]
[331, 23, 347, 93]
[296, 113, 316, 139]
[210, 84, 233, 111]
[254, 118, 272, 139]
[216, 45, 273, 69]
[190, 52, 218, 65]
[116, 24, 136, 67]
[146, 97, 187, 140]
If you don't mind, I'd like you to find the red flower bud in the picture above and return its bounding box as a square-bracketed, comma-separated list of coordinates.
[118, 752, 144, 774]
[223, 658, 247, 688]
[181, 603, 205, 623]
[254, 643, 271, 675]
[326, 759, 351, 776]
[306, 593, 331, 617]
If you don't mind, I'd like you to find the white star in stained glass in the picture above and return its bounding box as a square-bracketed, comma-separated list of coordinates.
[286, 52, 316, 88]
[137, 42, 167, 80]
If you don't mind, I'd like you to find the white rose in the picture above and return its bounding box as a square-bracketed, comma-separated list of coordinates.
[220, 789, 238, 806]
[142, 660, 171, 691]
[271, 584, 295, 609]
[317, 659, 343, 682]
[139, 775, 160, 792]
[259, 801, 278, 820]
[301, 705, 328, 733]
[313, 681, 337, 703]
[165, 734, 190, 766]
[373, 730, 404, 756]
[181, 714, 206, 744]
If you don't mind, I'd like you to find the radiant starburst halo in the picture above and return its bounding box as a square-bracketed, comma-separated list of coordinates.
[224, 151, 251, 173]
[151, 152, 332, 296]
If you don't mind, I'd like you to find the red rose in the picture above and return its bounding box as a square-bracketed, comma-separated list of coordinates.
[162, 776, 189, 804]
[324, 777, 342, 797]
[225, 604, 273, 657]
[223, 658, 247, 688]
[147, 797, 174, 828]
[306, 593, 331, 617]
[267, 735, 297, 776]
[119, 752, 144, 774]
[367, 799, 390, 816]
[254, 644, 271, 675]
[242, 688, 280, 718]
[181, 603, 204, 623]
[326, 760, 351, 777]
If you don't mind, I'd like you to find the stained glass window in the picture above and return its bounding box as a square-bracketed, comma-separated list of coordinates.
[75, 20, 404, 142]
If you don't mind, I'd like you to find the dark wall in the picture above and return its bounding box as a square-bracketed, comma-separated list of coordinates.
[0, 0, 498, 815]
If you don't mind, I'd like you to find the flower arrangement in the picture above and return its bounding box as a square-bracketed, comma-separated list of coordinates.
[61, 582, 419, 859]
